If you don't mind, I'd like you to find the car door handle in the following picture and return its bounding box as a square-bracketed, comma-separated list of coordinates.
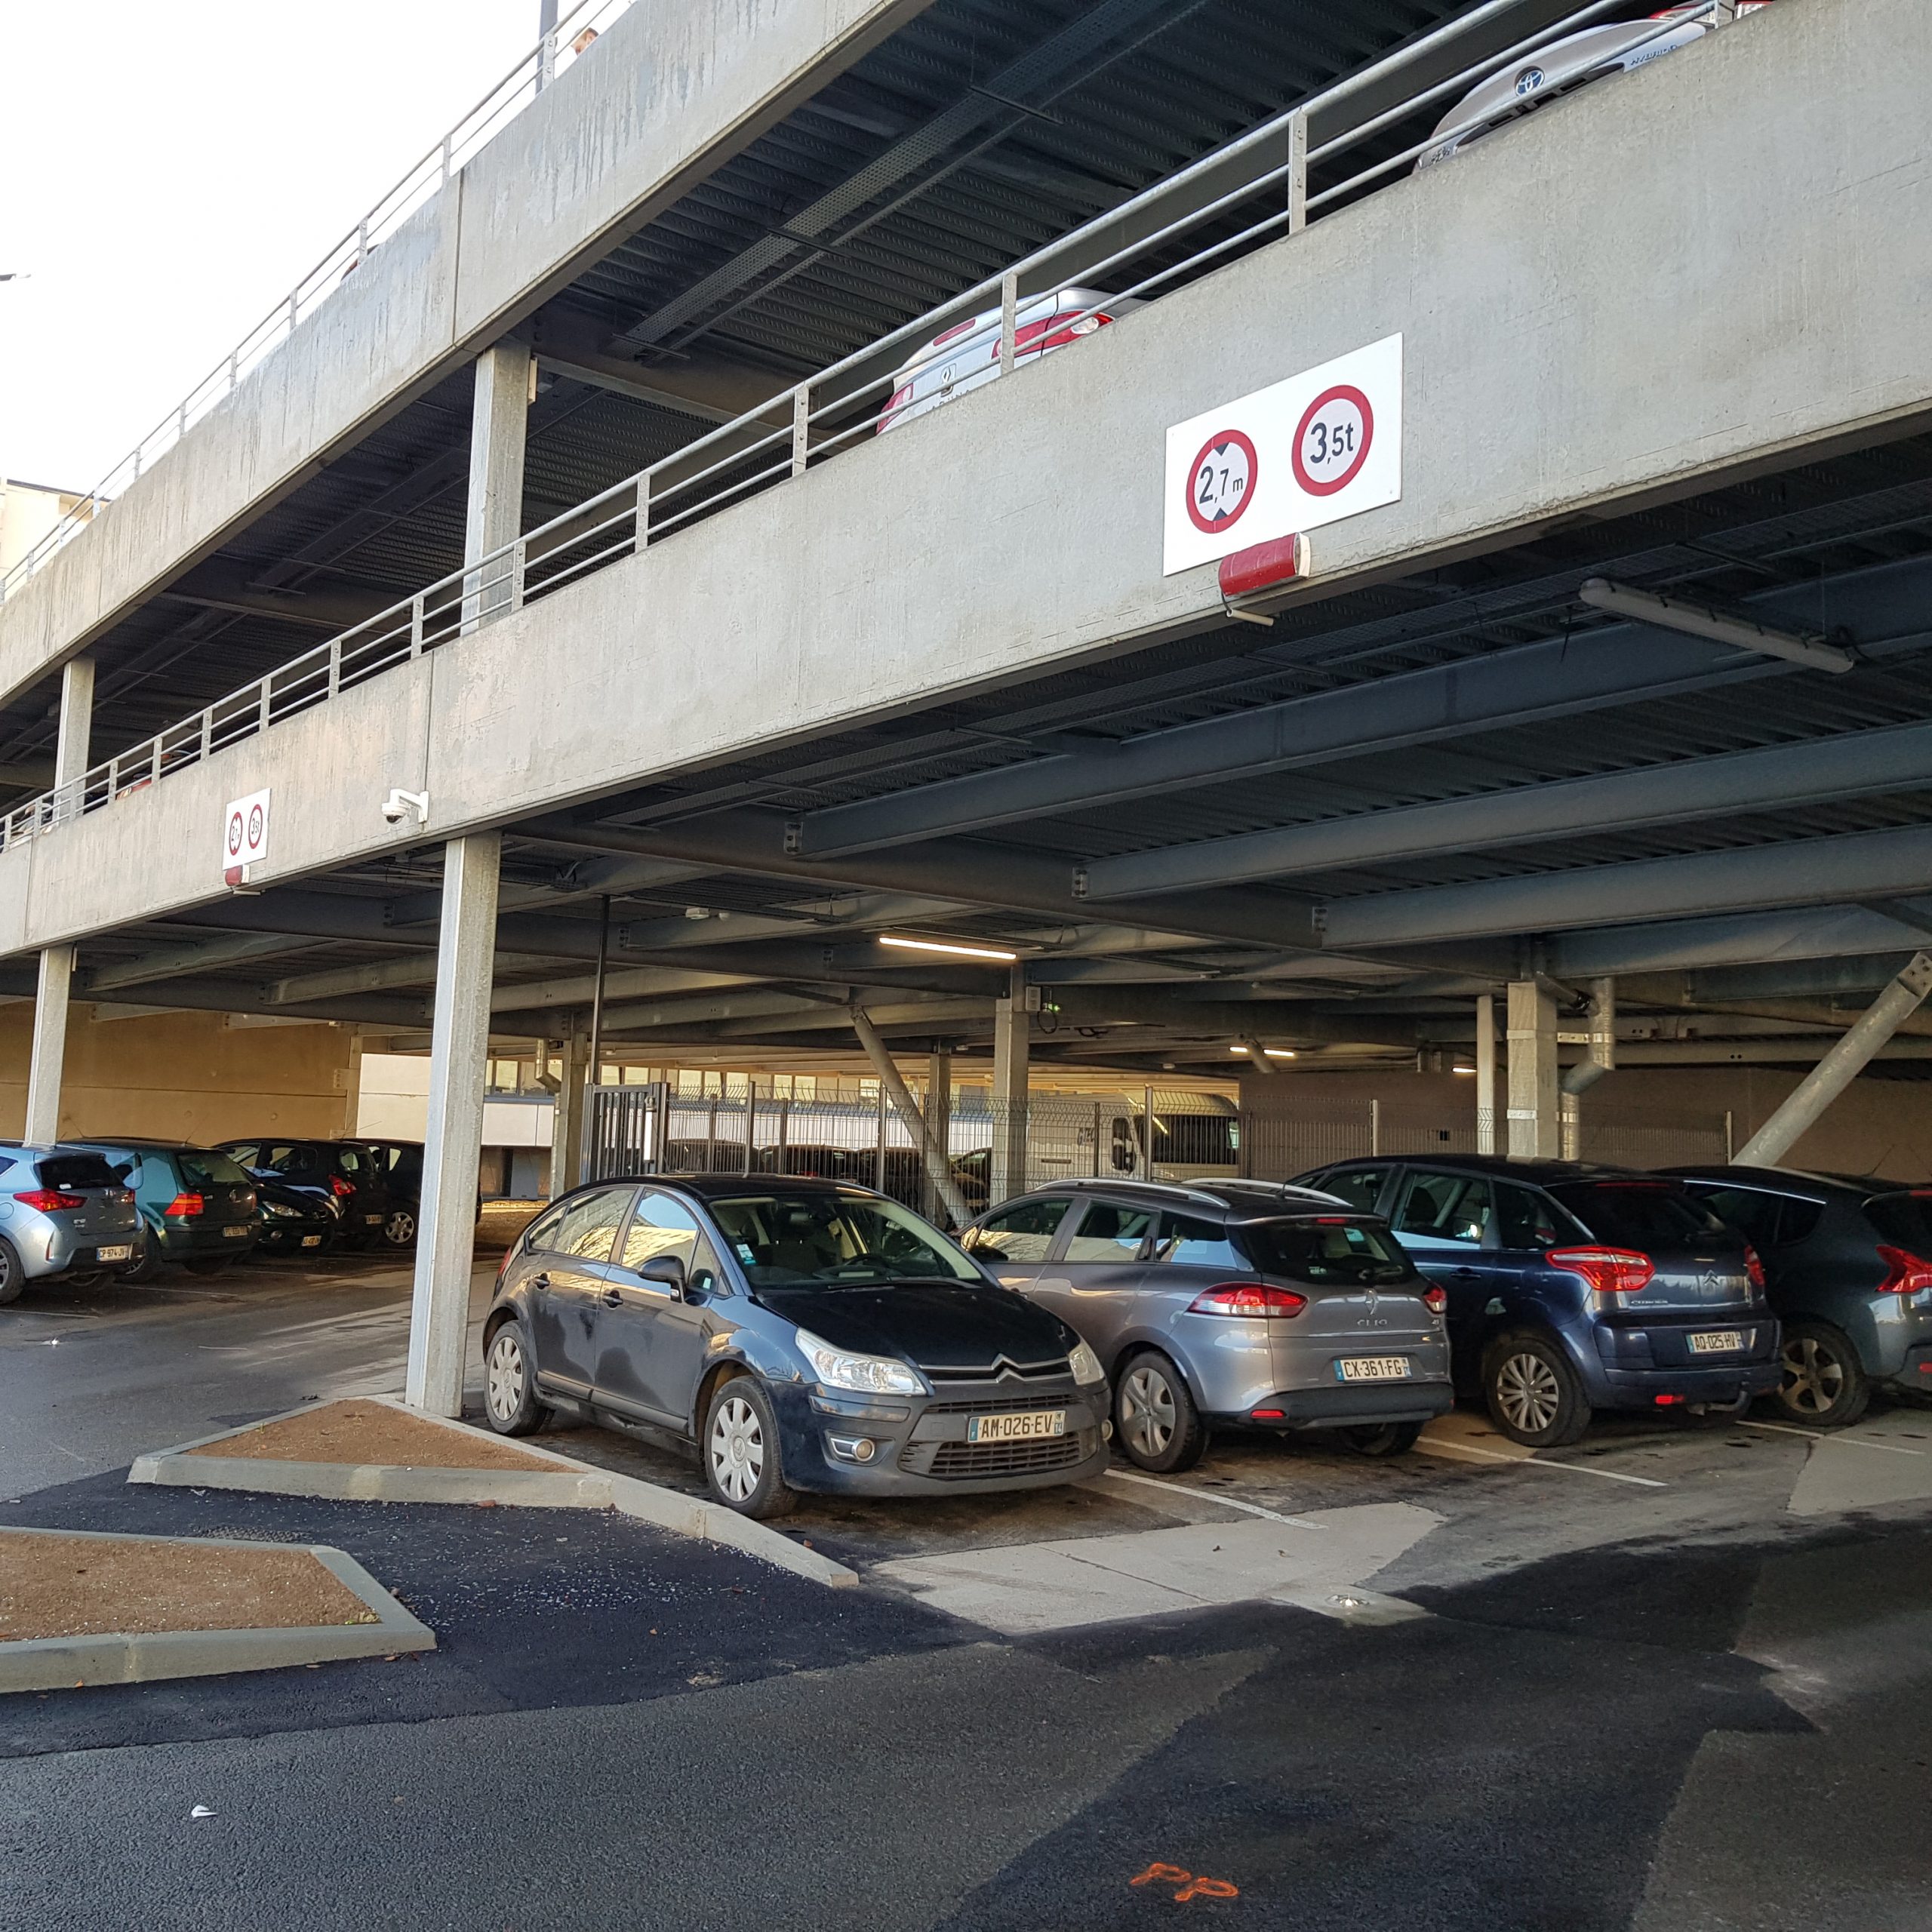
[600, 1289, 624, 1307]
[1454, 1267, 1480, 1279]
[529, 1272, 551, 1291]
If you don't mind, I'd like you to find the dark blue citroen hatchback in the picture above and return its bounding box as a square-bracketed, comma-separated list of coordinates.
[1298, 1158, 1780, 1446]
[482, 1176, 1111, 1518]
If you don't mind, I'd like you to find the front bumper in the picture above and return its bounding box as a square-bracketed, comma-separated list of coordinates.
[774, 1376, 1111, 1497]
[257, 1220, 334, 1250]
[1223, 1380, 1455, 1429]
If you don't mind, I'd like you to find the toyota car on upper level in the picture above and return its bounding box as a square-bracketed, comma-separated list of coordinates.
[481, 1177, 1111, 1518]
[1297, 1158, 1780, 1446]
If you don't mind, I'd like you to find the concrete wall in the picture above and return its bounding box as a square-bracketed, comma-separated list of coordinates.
[2, 0, 1923, 953]
[0, 0, 929, 706]
[1241, 1065, 1932, 1184]
[0, 1004, 355, 1144]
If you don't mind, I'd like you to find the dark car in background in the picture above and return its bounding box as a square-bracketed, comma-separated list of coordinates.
[481, 1176, 1112, 1518]
[358, 1140, 424, 1247]
[72, 1140, 259, 1278]
[217, 1139, 392, 1249]
[1298, 1158, 1780, 1447]
[1665, 1165, 1932, 1426]
[964, 1178, 1452, 1471]
[0, 1144, 143, 1303]
[254, 1175, 344, 1256]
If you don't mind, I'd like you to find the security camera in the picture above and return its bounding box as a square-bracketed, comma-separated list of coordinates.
[381, 787, 429, 826]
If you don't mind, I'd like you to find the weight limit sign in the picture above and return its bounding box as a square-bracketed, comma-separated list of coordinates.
[1184, 428, 1258, 534]
[1291, 384, 1373, 496]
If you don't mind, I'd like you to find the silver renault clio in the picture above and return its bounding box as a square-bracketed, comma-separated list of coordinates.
[964, 1179, 1452, 1472]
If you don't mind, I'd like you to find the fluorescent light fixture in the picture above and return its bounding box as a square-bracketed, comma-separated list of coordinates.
[878, 934, 1019, 963]
[1577, 577, 1855, 675]
[1453, 1065, 1476, 1075]
[1229, 1044, 1296, 1058]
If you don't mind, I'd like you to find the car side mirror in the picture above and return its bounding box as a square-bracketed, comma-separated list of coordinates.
[639, 1254, 688, 1295]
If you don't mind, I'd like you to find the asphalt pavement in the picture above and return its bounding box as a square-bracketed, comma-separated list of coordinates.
[3, 1251, 1930, 1929]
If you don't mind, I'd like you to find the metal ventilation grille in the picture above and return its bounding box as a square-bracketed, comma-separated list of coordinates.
[920, 1433, 1093, 1477]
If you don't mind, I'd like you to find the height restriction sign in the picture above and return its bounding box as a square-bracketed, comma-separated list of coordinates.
[221, 786, 272, 884]
[1162, 334, 1401, 575]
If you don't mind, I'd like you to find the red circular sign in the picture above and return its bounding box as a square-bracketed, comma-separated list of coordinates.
[1291, 384, 1374, 497]
[248, 804, 264, 851]
[226, 811, 244, 857]
[1184, 428, 1259, 534]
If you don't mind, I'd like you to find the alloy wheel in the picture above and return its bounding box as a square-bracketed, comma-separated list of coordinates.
[485, 1329, 526, 1426]
[710, 1393, 764, 1503]
[1120, 1363, 1177, 1460]
[1494, 1350, 1561, 1435]
[1782, 1335, 1845, 1417]
[386, 1209, 417, 1247]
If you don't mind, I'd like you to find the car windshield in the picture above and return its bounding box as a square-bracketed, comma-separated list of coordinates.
[707, 1192, 981, 1287]
[1549, 1183, 1723, 1247]
[178, 1151, 249, 1187]
[1235, 1217, 1418, 1284]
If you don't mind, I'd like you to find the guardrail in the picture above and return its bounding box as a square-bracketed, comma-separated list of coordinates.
[1, 0, 1759, 854]
[0, 0, 637, 606]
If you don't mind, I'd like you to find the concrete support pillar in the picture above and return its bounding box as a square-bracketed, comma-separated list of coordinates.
[54, 657, 94, 789]
[1474, 993, 1497, 1155]
[1559, 977, 1617, 1161]
[23, 945, 74, 1145]
[1737, 952, 1932, 1166]
[406, 832, 501, 1417]
[549, 1031, 588, 1198]
[990, 977, 1030, 1204]
[1506, 979, 1559, 1161]
[463, 341, 531, 630]
[921, 1046, 952, 1223]
[852, 1012, 970, 1228]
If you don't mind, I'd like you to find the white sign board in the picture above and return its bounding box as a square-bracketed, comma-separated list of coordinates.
[1162, 334, 1403, 575]
[222, 786, 272, 879]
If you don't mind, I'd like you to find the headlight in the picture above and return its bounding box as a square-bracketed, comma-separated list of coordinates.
[1068, 1340, 1106, 1386]
[266, 1202, 301, 1219]
[793, 1326, 926, 1397]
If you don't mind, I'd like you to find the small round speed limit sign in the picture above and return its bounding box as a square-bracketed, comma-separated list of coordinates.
[1291, 384, 1374, 496]
[1185, 429, 1258, 534]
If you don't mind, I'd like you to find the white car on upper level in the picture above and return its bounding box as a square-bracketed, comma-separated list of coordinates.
[1417, 3, 1773, 171]
[875, 287, 1142, 435]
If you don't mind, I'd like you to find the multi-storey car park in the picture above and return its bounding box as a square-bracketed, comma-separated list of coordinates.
[3, 0, 1931, 1415]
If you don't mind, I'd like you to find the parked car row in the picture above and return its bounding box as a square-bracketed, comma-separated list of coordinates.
[0, 1134, 433, 1302]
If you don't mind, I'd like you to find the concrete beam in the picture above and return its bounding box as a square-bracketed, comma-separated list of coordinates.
[81, 931, 313, 992]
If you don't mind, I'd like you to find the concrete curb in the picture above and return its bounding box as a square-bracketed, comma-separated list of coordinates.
[0, 1524, 434, 1695]
[128, 1397, 860, 1591]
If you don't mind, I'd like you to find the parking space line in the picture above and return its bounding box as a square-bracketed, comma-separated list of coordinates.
[1417, 1438, 1668, 1487]
[1101, 1468, 1324, 1529]
[1738, 1420, 1925, 1457]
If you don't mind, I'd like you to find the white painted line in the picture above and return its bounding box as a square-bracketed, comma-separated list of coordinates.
[1738, 1420, 1924, 1457]
[1102, 1467, 1324, 1529]
[1417, 1438, 1668, 1488]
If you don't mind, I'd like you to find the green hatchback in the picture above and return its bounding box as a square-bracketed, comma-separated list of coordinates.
[72, 1140, 260, 1278]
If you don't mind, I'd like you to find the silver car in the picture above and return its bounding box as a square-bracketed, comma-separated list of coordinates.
[963, 1179, 1453, 1472]
[0, 1143, 145, 1304]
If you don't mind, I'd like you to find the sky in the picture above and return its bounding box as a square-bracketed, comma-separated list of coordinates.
[0, 0, 542, 491]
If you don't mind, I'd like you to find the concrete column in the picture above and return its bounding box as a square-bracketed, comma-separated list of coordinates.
[990, 977, 1030, 1204]
[23, 945, 74, 1145]
[405, 832, 501, 1417]
[549, 1030, 588, 1198]
[1474, 993, 1497, 1155]
[921, 1045, 952, 1223]
[1737, 951, 1932, 1165]
[1506, 980, 1559, 1161]
[1559, 977, 1617, 1161]
[462, 341, 531, 630]
[54, 657, 94, 789]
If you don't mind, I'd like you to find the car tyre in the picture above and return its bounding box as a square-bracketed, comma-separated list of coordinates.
[702, 1376, 796, 1518]
[123, 1247, 164, 1284]
[1483, 1331, 1590, 1448]
[383, 1208, 417, 1249]
[1343, 1420, 1424, 1457]
[1776, 1320, 1869, 1428]
[482, 1321, 550, 1436]
[0, 1238, 27, 1306]
[1114, 1350, 1208, 1473]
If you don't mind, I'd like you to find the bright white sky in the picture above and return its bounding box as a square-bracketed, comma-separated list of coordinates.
[0, 0, 540, 491]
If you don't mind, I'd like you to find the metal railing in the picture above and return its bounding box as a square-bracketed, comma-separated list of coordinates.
[0, 0, 1759, 854]
[0, 0, 636, 605]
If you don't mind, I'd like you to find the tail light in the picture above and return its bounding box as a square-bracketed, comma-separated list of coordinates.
[14, 1189, 85, 1212]
[1000, 310, 1113, 361]
[875, 382, 915, 433]
[330, 1175, 354, 1198]
[1875, 1244, 1932, 1295]
[163, 1192, 205, 1218]
[1422, 1284, 1448, 1315]
[1189, 1282, 1307, 1318]
[1549, 1246, 1654, 1300]
[1743, 1245, 1766, 1292]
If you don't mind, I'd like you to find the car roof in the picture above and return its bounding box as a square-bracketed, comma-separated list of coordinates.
[588, 1173, 881, 1201]
[70, 1137, 219, 1152]
[1663, 1163, 1918, 1200]
[1320, 1154, 1653, 1186]
[1017, 1177, 1352, 1218]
